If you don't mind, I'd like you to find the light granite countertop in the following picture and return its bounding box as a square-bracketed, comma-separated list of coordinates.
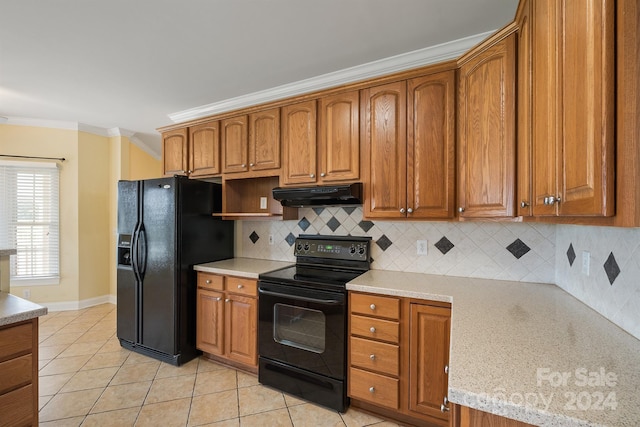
[0, 248, 17, 256]
[194, 257, 293, 279]
[0, 292, 48, 327]
[348, 270, 640, 427]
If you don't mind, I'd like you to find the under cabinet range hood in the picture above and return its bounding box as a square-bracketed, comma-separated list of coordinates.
[272, 183, 363, 207]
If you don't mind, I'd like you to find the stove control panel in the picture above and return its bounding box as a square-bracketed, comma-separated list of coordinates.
[294, 236, 370, 262]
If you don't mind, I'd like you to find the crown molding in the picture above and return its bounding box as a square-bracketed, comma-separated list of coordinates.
[169, 30, 494, 123]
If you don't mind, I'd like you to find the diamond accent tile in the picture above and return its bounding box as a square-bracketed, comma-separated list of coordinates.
[603, 252, 620, 285]
[359, 221, 374, 233]
[249, 231, 259, 244]
[327, 217, 341, 232]
[506, 238, 531, 259]
[285, 233, 296, 247]
[376, 235, 393, 251]
[567, 243, 576, 266]
[312, 207, 325, 215]
[434, 236, 454, 255]
[343, 207, 357, 215]
[298, 217, 311, 231]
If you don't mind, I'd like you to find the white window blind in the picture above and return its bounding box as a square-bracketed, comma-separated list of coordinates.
[0, 161, 60, 284]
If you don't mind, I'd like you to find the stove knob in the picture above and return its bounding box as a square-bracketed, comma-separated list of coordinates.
[358, 247, 365, 255]
[296, 243, 303, 251]
[349, 246, 356, 254]
[303, 243, 310, 251]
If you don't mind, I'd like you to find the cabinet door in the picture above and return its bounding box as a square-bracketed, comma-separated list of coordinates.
[452, 404, 535, 427]
[249, 108, 281, 171]
[516, 0, 533, 216]
[162, 128, 188, 177]
[282, 100, 317, 185]
[196, 288, 224, 356]
[318, 90, 360, 183]
[225, 294, 257, 367]
[189, 121, 221, 177]
[557, 0, 615, 216]
[408, 303, 451, 421]
[362, 81, 407, 219]
[458, 34, 516, 218]
[222, 115, 249, 174]
[408, 71, 456, 219]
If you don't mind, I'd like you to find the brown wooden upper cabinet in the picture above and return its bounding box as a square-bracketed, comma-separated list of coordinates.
[362, 69, 456, 220]
[188, 120, 221, 178]
[221, 108, 281, 176]
[457, 31, 516, 218]
[518, 0, 615, 217]
[282, 91, 360, 186]
[162, 128, 189, 177]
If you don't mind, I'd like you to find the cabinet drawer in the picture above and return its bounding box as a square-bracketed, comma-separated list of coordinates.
[0, 354, 32, 395]
[197, 273, 224, 291]
[350, 315, 399, 343]
[225, 277, 257, 297]
[349, 367, 399, 410]
[0, 384, 33, 427]
[350, 293, 400, 319]
[350, 336, 399, 376]
[0, 323, 32, 362]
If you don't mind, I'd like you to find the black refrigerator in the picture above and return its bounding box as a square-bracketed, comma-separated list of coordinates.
[116, 176, 234, 365]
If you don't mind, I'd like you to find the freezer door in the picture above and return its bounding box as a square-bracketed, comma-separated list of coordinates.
[116, 181, 140, 344]
[140, 178, 177, 355]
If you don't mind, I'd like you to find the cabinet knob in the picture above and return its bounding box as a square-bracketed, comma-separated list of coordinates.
[520, 201, 529, 208]
[400, 208, 405, 214]
[369, 354, 376, 360]
[214, 297, 221, 302]
[187, 170, 192, 174]
[407, 207, 413, 213]
[444, 396, 449, 405]
[458, 207, 465, 213]
[225, 298, 230, 303]
[369, 326, 376, 333]
[444, 365, 449, 374]
[441, 404, 450, 413]
[369, 387, 375, 393]
[205, 279, 211, 284]
[237, 284, 243, 289]
[369, 304, 376, 311]
[310, 173, 315, 178]
[320, 172, 326, 177]
[179, 170, 186, 174]
[241, 164, 246, 168]
[250, 163, 254, 167]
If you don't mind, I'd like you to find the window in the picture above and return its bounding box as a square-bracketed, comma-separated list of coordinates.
[0, 161, 60, 285]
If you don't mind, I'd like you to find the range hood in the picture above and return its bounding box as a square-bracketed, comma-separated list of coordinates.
[272, 183, 363, 207]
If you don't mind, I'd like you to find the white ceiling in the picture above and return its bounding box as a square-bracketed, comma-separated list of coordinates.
[0, 0, 518, 157]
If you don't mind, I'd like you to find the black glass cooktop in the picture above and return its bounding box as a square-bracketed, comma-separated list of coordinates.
[258, 265, 366, 292]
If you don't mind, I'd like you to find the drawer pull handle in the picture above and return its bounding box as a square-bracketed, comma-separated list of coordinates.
[369, 304, 376, 311]
[237, 284, 244, 289]
[205, 279, 211, 284]
[369, 354, 376, 360]
[369, 327, 376, 333]
[369, 387, 375, 393]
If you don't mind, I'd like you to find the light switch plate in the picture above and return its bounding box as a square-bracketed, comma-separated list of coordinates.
[260, 197, 268, 210]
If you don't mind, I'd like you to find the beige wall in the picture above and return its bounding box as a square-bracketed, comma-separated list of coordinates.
[0, 124, 161, 307]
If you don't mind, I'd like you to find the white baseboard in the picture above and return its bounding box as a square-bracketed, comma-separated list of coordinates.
[43, 294, 117, 312]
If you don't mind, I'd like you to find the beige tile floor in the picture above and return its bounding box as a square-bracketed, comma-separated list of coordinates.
[37, 303, 402, 426]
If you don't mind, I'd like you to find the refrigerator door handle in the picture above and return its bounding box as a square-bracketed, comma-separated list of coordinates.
[138, 225, 147, 278]
[131, 225, 141, 282]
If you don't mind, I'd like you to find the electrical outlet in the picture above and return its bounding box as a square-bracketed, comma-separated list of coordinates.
[582, 251, 591, 275]
[23, 289, 31, 299]
[417, 240, 428, 256]
[268, 235, 274, 245]
[260, 197, 268, 210]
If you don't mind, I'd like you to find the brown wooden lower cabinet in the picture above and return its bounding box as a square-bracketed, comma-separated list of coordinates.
[450, 404, 535, 427]
[348, 292, 451, 427]
[0, 319, 39, 427]
[196, 272, 258, 373]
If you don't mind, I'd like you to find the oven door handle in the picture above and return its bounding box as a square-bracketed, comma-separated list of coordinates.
[258, 288, 342, 305]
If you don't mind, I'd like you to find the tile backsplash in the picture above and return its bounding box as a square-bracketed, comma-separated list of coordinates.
[555, 225, 640, 340]
[240, 207, 556, 284]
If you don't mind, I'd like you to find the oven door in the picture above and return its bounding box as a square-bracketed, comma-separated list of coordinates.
[258, 281, 346, 380]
